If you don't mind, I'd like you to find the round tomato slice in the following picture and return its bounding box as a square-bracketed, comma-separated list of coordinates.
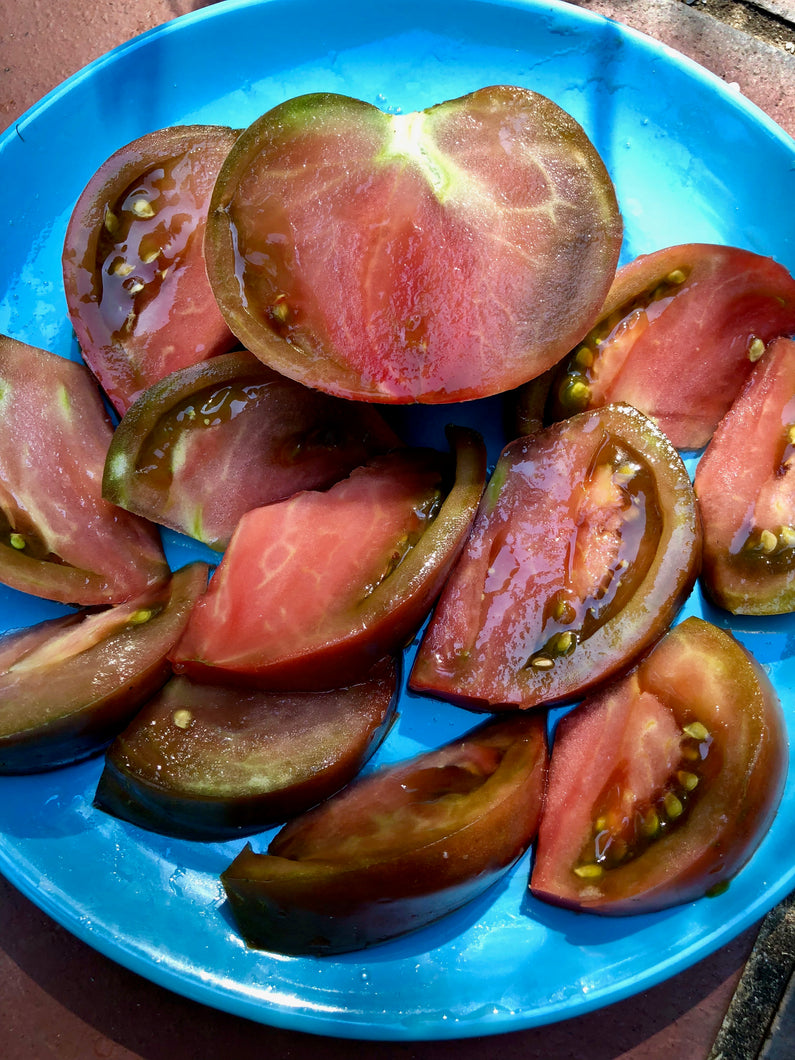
[205, 87, 622, 404]
[94, 659, 398, 840]
[545, 243, 795, 449]
[529, 617, 787, 915]
[103, 350, 402, 550]
[695, 336, 795, 614]
[0, 335, 168, 606]
[0, 562, 208, 773]
[63, 125, 240, 414]
[220, 711, 548, 954]
[171, 428, 487, 691]
[410, 404, 701, 711]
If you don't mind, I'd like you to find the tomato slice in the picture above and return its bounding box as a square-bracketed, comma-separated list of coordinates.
[0, 563, 208, 773]
[695, 336, 795, 614]
[220, 711, 548, 953]
[94, 659, 398, 840]
[0, 335, 168, 605]
[545, 243, 795, 449]
[171, 428, 487, 691]
[410, 404, 701, 710]
[205, 87, 622, 404]
[102, 350, 403, 550]
[63, 125, 240, 414]
[529, 617, 787, 914]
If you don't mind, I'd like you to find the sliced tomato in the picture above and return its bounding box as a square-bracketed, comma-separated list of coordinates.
[220, 711, 548, 953]
[94, 659, 398, 840]
[695, 336, 795, 614]
[545, 244, 795, 449]
[0, 563, 208, 773]
[171, 428, 487, 690]
[62, 125, 240, 414]
[0, 335, 168, 605]
[102, 350, 402, 550]
[409, 404, 701, 711]
[205, 87, 622, 404]
[529, 617, 787, 915]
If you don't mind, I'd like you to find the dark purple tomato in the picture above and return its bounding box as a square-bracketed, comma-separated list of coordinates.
[410, 404, 701, 711]
[695, 336, 795, 614]
[63, 125, 240, 414]
[0, 334, 168, 606]
[205, 87, 622, 404]
[530, 618, 787, 915]
[94, 658, 399, 840]
[0, 563, 209, 773]
[544, 243, 795, 450]
[171, 428, 487, 691]
[220, 710, 548, 953]
[103, 350, 402, 550]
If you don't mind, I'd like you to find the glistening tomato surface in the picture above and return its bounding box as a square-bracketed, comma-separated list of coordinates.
[0, 335, 168, 606]
[0, 563, 208, 773]
[94, 658, 398, 840]
[63, 125, 239, 415]
[220, 711, 548, 954]
[545, 244, 795, 449]
[103, 350, 402, 550]
[205, 87, 622, 404]
[410, 404, 701, 710]
[530, 618, 787, 915]
[695, 336, 795, 615]
[171, 429, 487, 691]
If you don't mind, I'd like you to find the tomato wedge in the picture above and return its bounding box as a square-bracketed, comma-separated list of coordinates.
[94, 659, 398, 840]
[695, 336, 795, 614]
[102, 350, 402, 550]
[220, 711, 548, 953]
[63, 125, 240, 414]
[0, 335, 168, 605]
[205, 87, 622, 404]
[0, 563, 208, 773]
[171, 428, 487, 691]
[410, 404, 701, 710]
[545, 244, 795, 449]
[529, 617, 787, 915]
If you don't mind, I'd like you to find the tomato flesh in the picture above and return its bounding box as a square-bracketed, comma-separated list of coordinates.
[171, 428, 486, 691]
[205, 87, 622, 404]
[103, 350, 402, 550]
[220, 711, 548, 953]
[63, 125, 240, 414]
[410, 404, 701, 710]
[0, 335, 168, 605]
[0, 563, 208, 773]
[695, 336, 795, 614]
[530, 617, 787, 914]
[545, 244, 795, 449]
[94, 658, 398, 840]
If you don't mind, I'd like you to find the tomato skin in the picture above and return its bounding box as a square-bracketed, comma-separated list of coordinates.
[102, 350, 403, 550]
[0, 563, 209, 773]
[410, 404, 701, 711]
[171, 427, 487, 692]
[0, 335, 169, 605]
[530, 617, 787, 915]
[94, 658, 398, 840]
[545, 244, 795, 449]
[205, 87, 622, 404]
[63, 125, 240, 415]
[220, 711, 548, 954]
[695, 336, 795, 615]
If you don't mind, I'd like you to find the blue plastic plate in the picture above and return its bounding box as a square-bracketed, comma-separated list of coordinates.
[0, 0, 794, 1042]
